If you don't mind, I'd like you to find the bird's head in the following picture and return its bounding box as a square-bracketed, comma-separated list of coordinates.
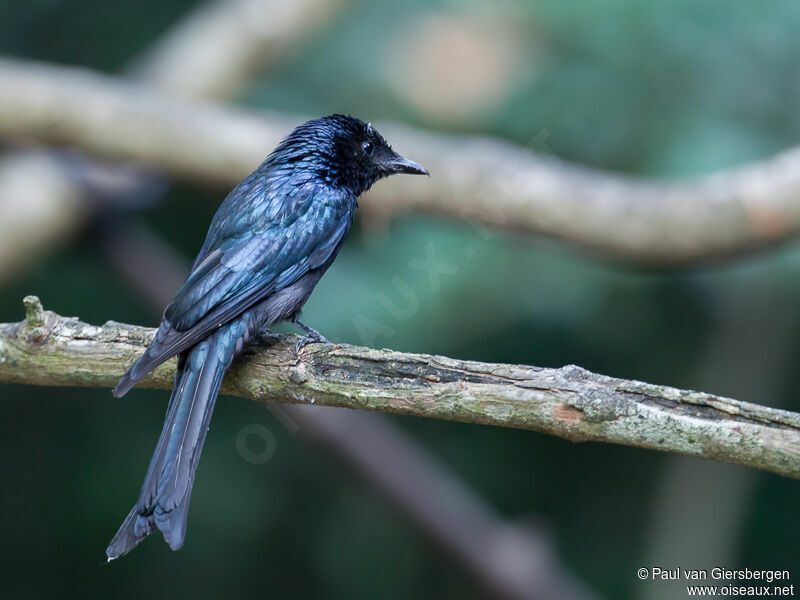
[273, 114, 429, 196]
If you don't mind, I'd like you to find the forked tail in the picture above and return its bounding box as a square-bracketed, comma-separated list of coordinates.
[106, 317, 250, 560]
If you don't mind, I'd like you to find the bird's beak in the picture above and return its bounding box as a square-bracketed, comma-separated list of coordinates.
[384, 152, 429, 176]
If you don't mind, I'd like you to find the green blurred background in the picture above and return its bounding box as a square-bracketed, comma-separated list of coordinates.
[0, 0, 798, 598]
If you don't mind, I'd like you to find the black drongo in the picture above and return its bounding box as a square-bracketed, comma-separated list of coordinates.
[106, 114, 428, 560]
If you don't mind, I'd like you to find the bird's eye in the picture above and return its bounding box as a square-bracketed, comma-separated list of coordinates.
[362, 141, 374, 156]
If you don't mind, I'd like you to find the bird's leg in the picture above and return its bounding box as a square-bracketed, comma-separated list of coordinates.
[291, 315, 330, 353]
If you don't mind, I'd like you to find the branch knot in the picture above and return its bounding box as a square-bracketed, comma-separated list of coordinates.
[21, 295, 52, 343]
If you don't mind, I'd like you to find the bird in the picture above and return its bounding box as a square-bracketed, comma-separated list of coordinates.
[106, 114, 428, 560]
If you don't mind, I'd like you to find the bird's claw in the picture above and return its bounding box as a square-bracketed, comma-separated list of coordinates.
[295, 332, 329, 355]
[291, 316, 329, 354]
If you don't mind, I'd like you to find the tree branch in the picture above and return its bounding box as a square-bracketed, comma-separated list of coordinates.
[128, 0, 353, 100]
[0, 152, 91, 281]
[2, 297, 798, 479]
[0, 0, 349, 282]
[3, 57, 800, 266]
[98, 220, 598, 600]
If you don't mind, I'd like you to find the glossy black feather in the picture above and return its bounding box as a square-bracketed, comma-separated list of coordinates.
[106, 114, 427, 560]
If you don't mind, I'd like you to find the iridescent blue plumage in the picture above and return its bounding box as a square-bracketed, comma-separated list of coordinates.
[106, 115, 428, 560]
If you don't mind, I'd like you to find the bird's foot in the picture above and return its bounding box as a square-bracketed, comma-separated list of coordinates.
[295, 332, 329, 354]
[292, 317, 330, 354]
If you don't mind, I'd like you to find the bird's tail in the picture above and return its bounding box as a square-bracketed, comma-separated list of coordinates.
[106, 317, 250, 560]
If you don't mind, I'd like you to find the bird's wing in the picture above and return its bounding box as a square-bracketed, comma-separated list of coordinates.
[165, 206, 350, 331]
[112, 187, 353, 397]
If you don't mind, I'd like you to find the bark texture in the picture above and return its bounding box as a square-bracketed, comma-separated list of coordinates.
[2, 297, 798, 479]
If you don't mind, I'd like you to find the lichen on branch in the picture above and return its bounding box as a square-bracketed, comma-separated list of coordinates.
[1, 296, 799, 479]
